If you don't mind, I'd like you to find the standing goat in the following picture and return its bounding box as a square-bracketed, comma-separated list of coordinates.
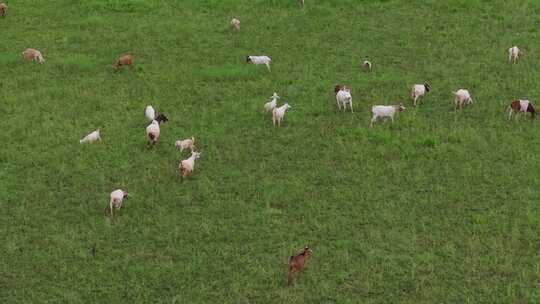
[22, 48, 45, 64]
[179, 151, 201, 177]
[112, 54, 133, 71]
[453, 89, 473, 110]
[508, 99, 535, 119]
[272, 103, 291, 127]
[230, 18, 240, 30]
[411, 82, 431, 107]
[508, 46, 522, 64]
[287, 246, 313, 286]
[108, 189, 128, 219]
[370, 103, 406, 127]
[0, 3, 8, 17]
[264, 92, 280, 112]
[145, 114, 168, 145]
[246, 56, 272, 71]
[334, 85, 353, 112]
[175, 137, 196, 152]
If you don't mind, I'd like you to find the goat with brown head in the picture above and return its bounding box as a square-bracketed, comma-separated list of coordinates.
[287, 246, 313, 286]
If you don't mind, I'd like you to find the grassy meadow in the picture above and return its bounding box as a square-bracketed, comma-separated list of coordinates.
[3, 0, 540, 302]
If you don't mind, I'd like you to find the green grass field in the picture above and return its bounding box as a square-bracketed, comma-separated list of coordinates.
[3, 0, 540, 302]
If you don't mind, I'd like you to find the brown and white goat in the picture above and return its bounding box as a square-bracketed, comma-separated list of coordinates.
[0, 3, 7, 17]
[287, 246, 313, 286]
[508, 99, 535, 119]
[112, 54, 133, 71]
[22, 48, 45, 64]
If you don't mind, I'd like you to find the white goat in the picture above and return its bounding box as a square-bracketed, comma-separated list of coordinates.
[246, 55, 272, 71]
[508, 46, 522, 64]
[145, 120, 160, 145]
[108, 189, 128, 218]
[335, 86, 353, 112]
[272, 103, 291, 127]
[179, 151, 201, 177]
[362, 60, 372, 72]
[264, 92, 280, 112]
[411, 82, 431, 107]
[175, 137, 195, 152]
[145, 105, 156, 121]
[80, 129, 101, 144]
[370, 103, 406, 127]
[453, 89, 473, 110]
[22, 48, 44, 64]
[231, 18, 240, 30]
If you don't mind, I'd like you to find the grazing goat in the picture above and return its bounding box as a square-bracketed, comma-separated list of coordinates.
[370, 103, 406, 127]
[246, 55, 271, 71]
[175, 137, 196, 152]
[508, 46, 522, 64]
[112, 54, 133, 71]
[362, 60, 372, 72]
[22, 48, 44, 64]
[231, 18, 240, 30]
[145, 114, 168, 145]
[334, 85, 353, 112]
[80, 129, 101, 144]
[453, 89, 473, 110]
[508, 99, 535, 119]
[179, 151, 201, 177]
[272, 103, 291, 127]
[0, 3, 7, 17]
[411, 82, 431, 107]
[108, 189, 128, 218]
[264, 92, 280, 112]
[145, 105, 156, 121]
[287, 246, 313, 286]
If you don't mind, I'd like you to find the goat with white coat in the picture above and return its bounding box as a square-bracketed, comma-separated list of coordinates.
[370, 103, 406, 127]
[508, 46, 522, 64]
[145, 105, 156, 121]
[231, 18, 240, 30]
[175, 137, 196, 152]
[246, 56, 272, 71]
[411, 82, 431, 107]
[179, 151, 201, 177]
[272, 103, 291, 127]
[145, 114, 168, 145]
[80, 129, 101, 144]
[453, 89, 473, 110]
[335, 85, 353, 112]
[264, 92, 280, 112]
[108, 189, 128, 218]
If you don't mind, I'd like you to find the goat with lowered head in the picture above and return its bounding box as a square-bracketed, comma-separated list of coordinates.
[287, 246, 313, 286]
[175, 137, 196, 152]
[145, 114, 168, 145]
[508, 99, 535, 119]
[179, 151, 201, 177]
[453, 89, 473, 110]
[370, 103, 406, 127]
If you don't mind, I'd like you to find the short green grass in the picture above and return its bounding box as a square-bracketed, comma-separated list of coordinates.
[2, 0, 540, 303]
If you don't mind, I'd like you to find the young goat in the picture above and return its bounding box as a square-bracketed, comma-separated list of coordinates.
[145, 114, 168, 145]
[179, 151, 201, 177]
[272, 103, 291, 127]
[334, 85, 353, 112]
[264, 92, 280, 112]
[0, 3, 7, 17]
[508, 99, 535, 119]
[287, 246, 313, 286]
[112, 54, 133, 71]
[230, 18, 240, 30]
[411, 82, 431, 107]
[108, 189, 128, 219]
[246, 55, 272, 71]
[22, 48, 45, 64]
[508, 46, 522, 64]
[453, 89, 473, 110]
[80, 129, 101, 144]
[175, 137, 196, 152]
[370, 103, 406, 127]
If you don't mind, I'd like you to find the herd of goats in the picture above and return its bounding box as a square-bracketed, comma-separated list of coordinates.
[4, 0, 534, 286]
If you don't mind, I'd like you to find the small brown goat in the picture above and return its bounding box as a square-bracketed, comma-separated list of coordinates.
[0, 3, 7, 17]
[287, 246, 313, 286]
[112, 54, 133, 71]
